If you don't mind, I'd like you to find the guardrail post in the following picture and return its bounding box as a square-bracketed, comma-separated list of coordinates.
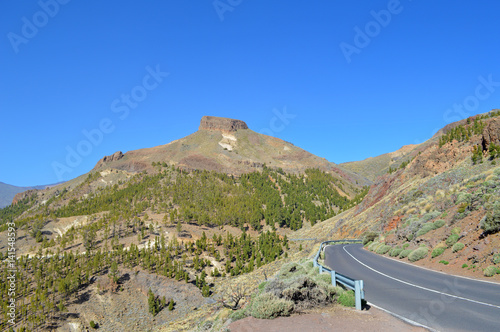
[354, 280, 363, 310]
[330, 270, 336, 287]
[319, 265, 323, 274]
[313, 260, 318, 267]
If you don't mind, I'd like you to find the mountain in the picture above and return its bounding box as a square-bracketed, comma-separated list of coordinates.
[92, 116, 370, 188]
[0, 182, 62, 208]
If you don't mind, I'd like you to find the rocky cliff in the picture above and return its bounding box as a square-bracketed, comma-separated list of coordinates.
[93, 151, 124, 170]
[198, 116, 248, 132]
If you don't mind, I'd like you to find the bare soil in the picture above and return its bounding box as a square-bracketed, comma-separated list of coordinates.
[228, 305, 427, 332]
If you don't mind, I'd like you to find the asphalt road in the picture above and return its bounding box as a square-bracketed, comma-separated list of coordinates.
[325, 244, 500, 332]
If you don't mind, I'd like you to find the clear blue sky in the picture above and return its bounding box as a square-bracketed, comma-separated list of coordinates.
[1, 1, 500, 186]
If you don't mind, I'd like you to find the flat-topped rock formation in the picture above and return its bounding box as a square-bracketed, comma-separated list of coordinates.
[199, 116, 248, 132]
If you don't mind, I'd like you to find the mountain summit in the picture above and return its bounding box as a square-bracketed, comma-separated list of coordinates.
[199, 116, 248, 132]
[92, 116, 368, 189]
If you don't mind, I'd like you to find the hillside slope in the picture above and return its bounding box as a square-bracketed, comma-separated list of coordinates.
[295, 109, 500, 282]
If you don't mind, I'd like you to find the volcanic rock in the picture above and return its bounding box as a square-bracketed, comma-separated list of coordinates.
[198, 116, 248, 132]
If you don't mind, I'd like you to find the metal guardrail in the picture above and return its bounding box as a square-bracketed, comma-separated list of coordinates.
[313, 239, 365, 310]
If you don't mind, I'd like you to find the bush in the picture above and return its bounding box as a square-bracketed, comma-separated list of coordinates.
[368, 241, 384, 252]
[434, 219, 446, 228]
[492, 254, 500, 265]
[416, 223, 435, 237]
[89, 321, 97, 329]
[431, 247, 445, 258]
[462, 264, 468, 268]
[452, 242, 465, 253]
[481, 201, 500, 234]
[408, 247, 428, 262]
[338, 290, 355, 307]
[439, 260, 449, 265]
[362, 232, 379, 245]
[451, 227, 461, 235]
[229, 309, 248, 322]
[399, 249, 412, 259]
[265, 275, 337, 310]
[446, 234, 460, 247]
[279, 262, 306, 280]
[456, 192, 472, 205]
[249, 293, 294, 319]
[483, 265, 500, 277]
[402, 242, 410, 249]
[376, 245, 392, 255]
[422, 211, 441, 222]
[389, 247, 403, 257]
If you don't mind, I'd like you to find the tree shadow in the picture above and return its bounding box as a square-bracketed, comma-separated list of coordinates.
[73, 290, 91, 305]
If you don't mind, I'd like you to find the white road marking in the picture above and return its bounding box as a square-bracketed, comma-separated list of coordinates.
[367, 301, 437, 332]
[341, 245, 500, 310]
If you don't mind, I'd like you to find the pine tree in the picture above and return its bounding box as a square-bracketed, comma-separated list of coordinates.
[168, 298, 174, 311]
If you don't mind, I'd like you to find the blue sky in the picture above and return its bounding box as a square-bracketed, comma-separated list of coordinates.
[1, 1, 500, 186]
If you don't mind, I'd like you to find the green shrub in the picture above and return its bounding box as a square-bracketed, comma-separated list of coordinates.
[364, 241, 373, 248]
[483, 265, 500, 277]
[481, 201, 500, 234]
[456, 192, 472, 205]
[431, 247, 445, 258]
[434, 219, 446, 228]
[229, 309, 248, 321]
[258, 282, 268, 292]
[439, 260, 449, 265]
[338, 290, 355, 307]
[408, 247, 428, 262]
[422, 211, 441, 222]
[389, 248, 403, 257]
[315, 273, 333, 285]
[249, 293, 294, 319]
[492, 254, 500, 265]
[376, 245, 392, 255]
[452, 242, 465, 253]
[445, 234, 460, 247]
[399, 249, 412, 259]
[402, 242, 410, 249]
[279, 262, 306, 280]
[416, 223, 435, 237]
[368, 242, 384, 252]
[362, 232, 379, 245]
[307, 266, 320, 277]
[303, 261, 314, 270]
[462, 264, 468, 268]
[89, 321, 97, 329]
[451, 227, 461, 235]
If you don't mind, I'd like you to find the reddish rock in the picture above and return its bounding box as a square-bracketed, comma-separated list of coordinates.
[482, 117, 500, 150]
[198, 116, 248, 132]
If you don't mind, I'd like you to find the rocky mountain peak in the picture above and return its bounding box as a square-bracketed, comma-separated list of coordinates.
[199, 116, 248, 132]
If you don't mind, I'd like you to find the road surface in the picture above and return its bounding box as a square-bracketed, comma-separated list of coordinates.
[325, 244, 500, 332]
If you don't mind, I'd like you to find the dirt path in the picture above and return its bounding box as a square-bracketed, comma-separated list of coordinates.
[228, 305, 428, 332]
